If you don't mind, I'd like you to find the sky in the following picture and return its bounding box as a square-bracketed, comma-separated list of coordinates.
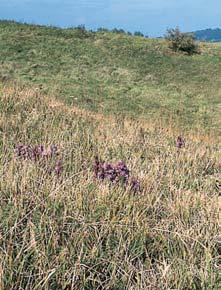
[0, 0, 221, 36]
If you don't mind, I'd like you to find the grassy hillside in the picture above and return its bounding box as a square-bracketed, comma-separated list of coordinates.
[0, 21, 221, 133]
[0, 84, 220, 289]
[0, 21, 221, 289]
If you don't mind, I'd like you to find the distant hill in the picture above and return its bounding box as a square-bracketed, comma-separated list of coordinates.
[194, 28, 221, 42]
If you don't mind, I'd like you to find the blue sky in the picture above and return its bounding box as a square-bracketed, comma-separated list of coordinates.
[0, 0, 220, 36]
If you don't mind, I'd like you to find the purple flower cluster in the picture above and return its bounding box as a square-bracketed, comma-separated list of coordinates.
[14, 147, 141, 190]
[14, 144, 63, 176]
[176, 136, 185, 149]
[94, 156, 141, 192]
[15, 144, 58, 161]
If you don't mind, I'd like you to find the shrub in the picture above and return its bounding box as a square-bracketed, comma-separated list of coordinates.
[74, 24, 93, 39]
[112, 28, 126, 34]
[97, 27, 109, 33]
[165, 27, 199, 55]
[134, 31, 144, 37]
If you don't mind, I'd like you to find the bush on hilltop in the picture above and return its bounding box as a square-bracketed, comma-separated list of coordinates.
[166, 27, 199, 55]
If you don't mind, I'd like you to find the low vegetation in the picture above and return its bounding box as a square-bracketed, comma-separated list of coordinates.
[0, 21, 221, 289]
[0, 21, 220, 134]
[0, 85, 220, 289]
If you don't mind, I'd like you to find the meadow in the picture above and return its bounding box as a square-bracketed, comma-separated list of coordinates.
[0, 21, 220, 289]
[0, 21, 221, 133]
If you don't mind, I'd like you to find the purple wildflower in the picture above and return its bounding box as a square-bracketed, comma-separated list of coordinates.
[115, 161, 130, 183]
[14, 143, 63, 177]
[176, 136, 185, 149]
[15, 144, 59, 161]
[15, 144, 33, 160]
[129, 177, 141, 192]
[93, 156, 141, 192]
[32, 145, 44, 161]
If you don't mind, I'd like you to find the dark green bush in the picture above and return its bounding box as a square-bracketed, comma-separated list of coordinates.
[112, 28, 126, 34]
[74, 24, 94, 39]
[134, 31, 144, 37]
[166, 27, 199, 55]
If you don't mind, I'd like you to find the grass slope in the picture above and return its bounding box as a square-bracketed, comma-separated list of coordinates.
[0, 21, 221, 289]
[0, 85, 220, 289]
[0, 21, 221, 133]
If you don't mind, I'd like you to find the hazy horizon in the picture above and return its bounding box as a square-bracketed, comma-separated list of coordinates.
[0, 1, 221, 37]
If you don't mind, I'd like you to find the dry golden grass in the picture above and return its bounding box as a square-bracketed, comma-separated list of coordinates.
[0, 84, 220, 289]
